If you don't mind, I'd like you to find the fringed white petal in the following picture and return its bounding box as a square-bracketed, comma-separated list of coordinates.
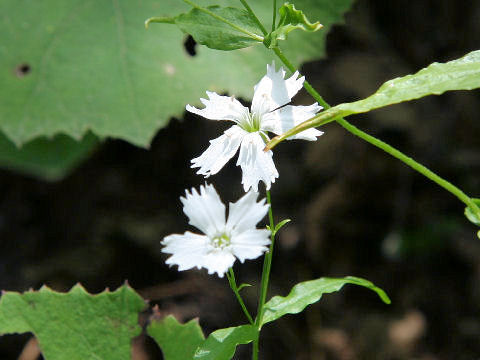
[262, 103, 324, 141]
[226, 191, 269, 235]
[237, 132, 279, 192]
[202, 251, 236, 277]
[251, 61, 304, 116]
[231, 229, 271, 263]
[186, 91, 249, 122]
[191, 125, 246, 177]
[180, 184, 226, 238]
[161, 232, 210, 271]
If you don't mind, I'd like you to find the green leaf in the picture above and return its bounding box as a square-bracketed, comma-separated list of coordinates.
[147, 315, 205, 360]
[0, 0, 353, 179]
[270, 50, 480, 146]
[335, 50, 480, 116]
[273, 218, 291, 235]
[264, 3, 323, 48]
[0, 132, 98, 181]
[0, 283, 146, 360]
[147, 6, 263, 51]
[464, 199, 480, 226]
[194, 324, 258, 360]
[237, 283, 252, 292]
[261, 276, 390, 326]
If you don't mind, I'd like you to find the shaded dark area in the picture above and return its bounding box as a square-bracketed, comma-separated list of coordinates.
[1, 0, 479, 359]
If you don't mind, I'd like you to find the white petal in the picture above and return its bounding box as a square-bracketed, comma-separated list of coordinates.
[180, 184, 226, 237]
[262, 103, 324, 141]
[226, 191, 269, 235]
[251, 61, 304, 116]
[202, 250, 236, 277]
[191, 125, 246, 177]
[231, 229, 271, 263]
[236, 132, 279, 192]
[161, 232, 210, 272]
[186, 91, 249, 123]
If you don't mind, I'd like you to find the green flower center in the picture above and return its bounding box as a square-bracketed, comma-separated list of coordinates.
[211, 233, 231, 249]
[240, 112, 261, 133]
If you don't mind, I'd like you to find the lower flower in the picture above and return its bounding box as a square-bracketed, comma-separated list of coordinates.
[161, 184, 271, 277]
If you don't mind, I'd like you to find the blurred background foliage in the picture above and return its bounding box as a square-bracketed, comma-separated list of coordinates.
[1, 0, 480, 359]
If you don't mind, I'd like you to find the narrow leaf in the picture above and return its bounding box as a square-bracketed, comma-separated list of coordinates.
[273, 219, 291, 234]
[335, 50, 480, 116]
[267, 50, 480, 148]
[261, 276, 390, 326]
[464, 199, 480, 226]
[0, 284, 146, 360]
[194, 324, 258, 360]
[237, 283, 253, 292]
[264, 2, 323, 48]
[171, 6, 263, 50]
[147, 315, 205, 360]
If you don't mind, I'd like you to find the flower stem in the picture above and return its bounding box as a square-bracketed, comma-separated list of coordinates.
[252, 334, 259, 360]
[271, 46, 480, 216]
[272, 0, 277, 31]
[239, 0, 268, 36]
[227, 268, 254, 324]
[182, 0, 264, 41]
[336, 118, 480, 214]
[256, 190, 276, 328]
[252, 189, 276, 360]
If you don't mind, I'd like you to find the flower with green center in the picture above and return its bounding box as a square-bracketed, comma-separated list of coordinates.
[161, 184, 271, 277]
[187, 62, 323, 192]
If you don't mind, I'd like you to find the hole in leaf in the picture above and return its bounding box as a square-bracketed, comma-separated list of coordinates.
[183, 35, 197, 56]
[15, 63, 31, 77]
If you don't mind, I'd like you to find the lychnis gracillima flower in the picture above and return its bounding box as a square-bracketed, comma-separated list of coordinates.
[161, 184, 271, 277]
[187, 62, 323, 192]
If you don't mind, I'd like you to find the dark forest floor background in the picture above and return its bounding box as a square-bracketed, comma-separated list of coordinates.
[1, 0, 480, 359]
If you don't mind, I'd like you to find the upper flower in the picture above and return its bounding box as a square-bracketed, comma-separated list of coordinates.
[161, 184, 271, 277]
[187, 62, 323, 192]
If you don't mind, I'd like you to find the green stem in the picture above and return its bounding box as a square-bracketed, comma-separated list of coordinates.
[183, 0, 264, 41]
[336, 118, 480, 214]
[271, 46, 480, 216]
[227, 268, 254, 324]
[255, 190, 276, 329]
[252, 334, 259, 360]
[272, 0, 277, 31]
[239, 0, 268, 36]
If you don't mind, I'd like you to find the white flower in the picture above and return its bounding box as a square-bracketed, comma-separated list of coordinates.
[187, 62, 323, 192]
[161, 184, 271, 277]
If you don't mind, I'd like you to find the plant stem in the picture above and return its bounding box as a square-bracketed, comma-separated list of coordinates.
[252, 189, 276, 360]
[272, 0, 277, 31]
[183, 0, 264, 41]
[252, 334, 259, 360]
[336, 118, 480, 213]
[255, 190, 276, 328]
[227, 268, 254, 324]
[271, 46, 480, 216]
[239, 0, 268, 36]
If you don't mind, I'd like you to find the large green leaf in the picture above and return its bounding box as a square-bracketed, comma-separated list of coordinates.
[147, 315, 205, 360]
[194, 324, 258, 360]
[147, 6, 263, 51]
[0, 284, 145, 360]
[261, 276, 390, 326]
[0, 132, 98, 180]
[267, 50, 480, 148]
[0, 0, 353, 149]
